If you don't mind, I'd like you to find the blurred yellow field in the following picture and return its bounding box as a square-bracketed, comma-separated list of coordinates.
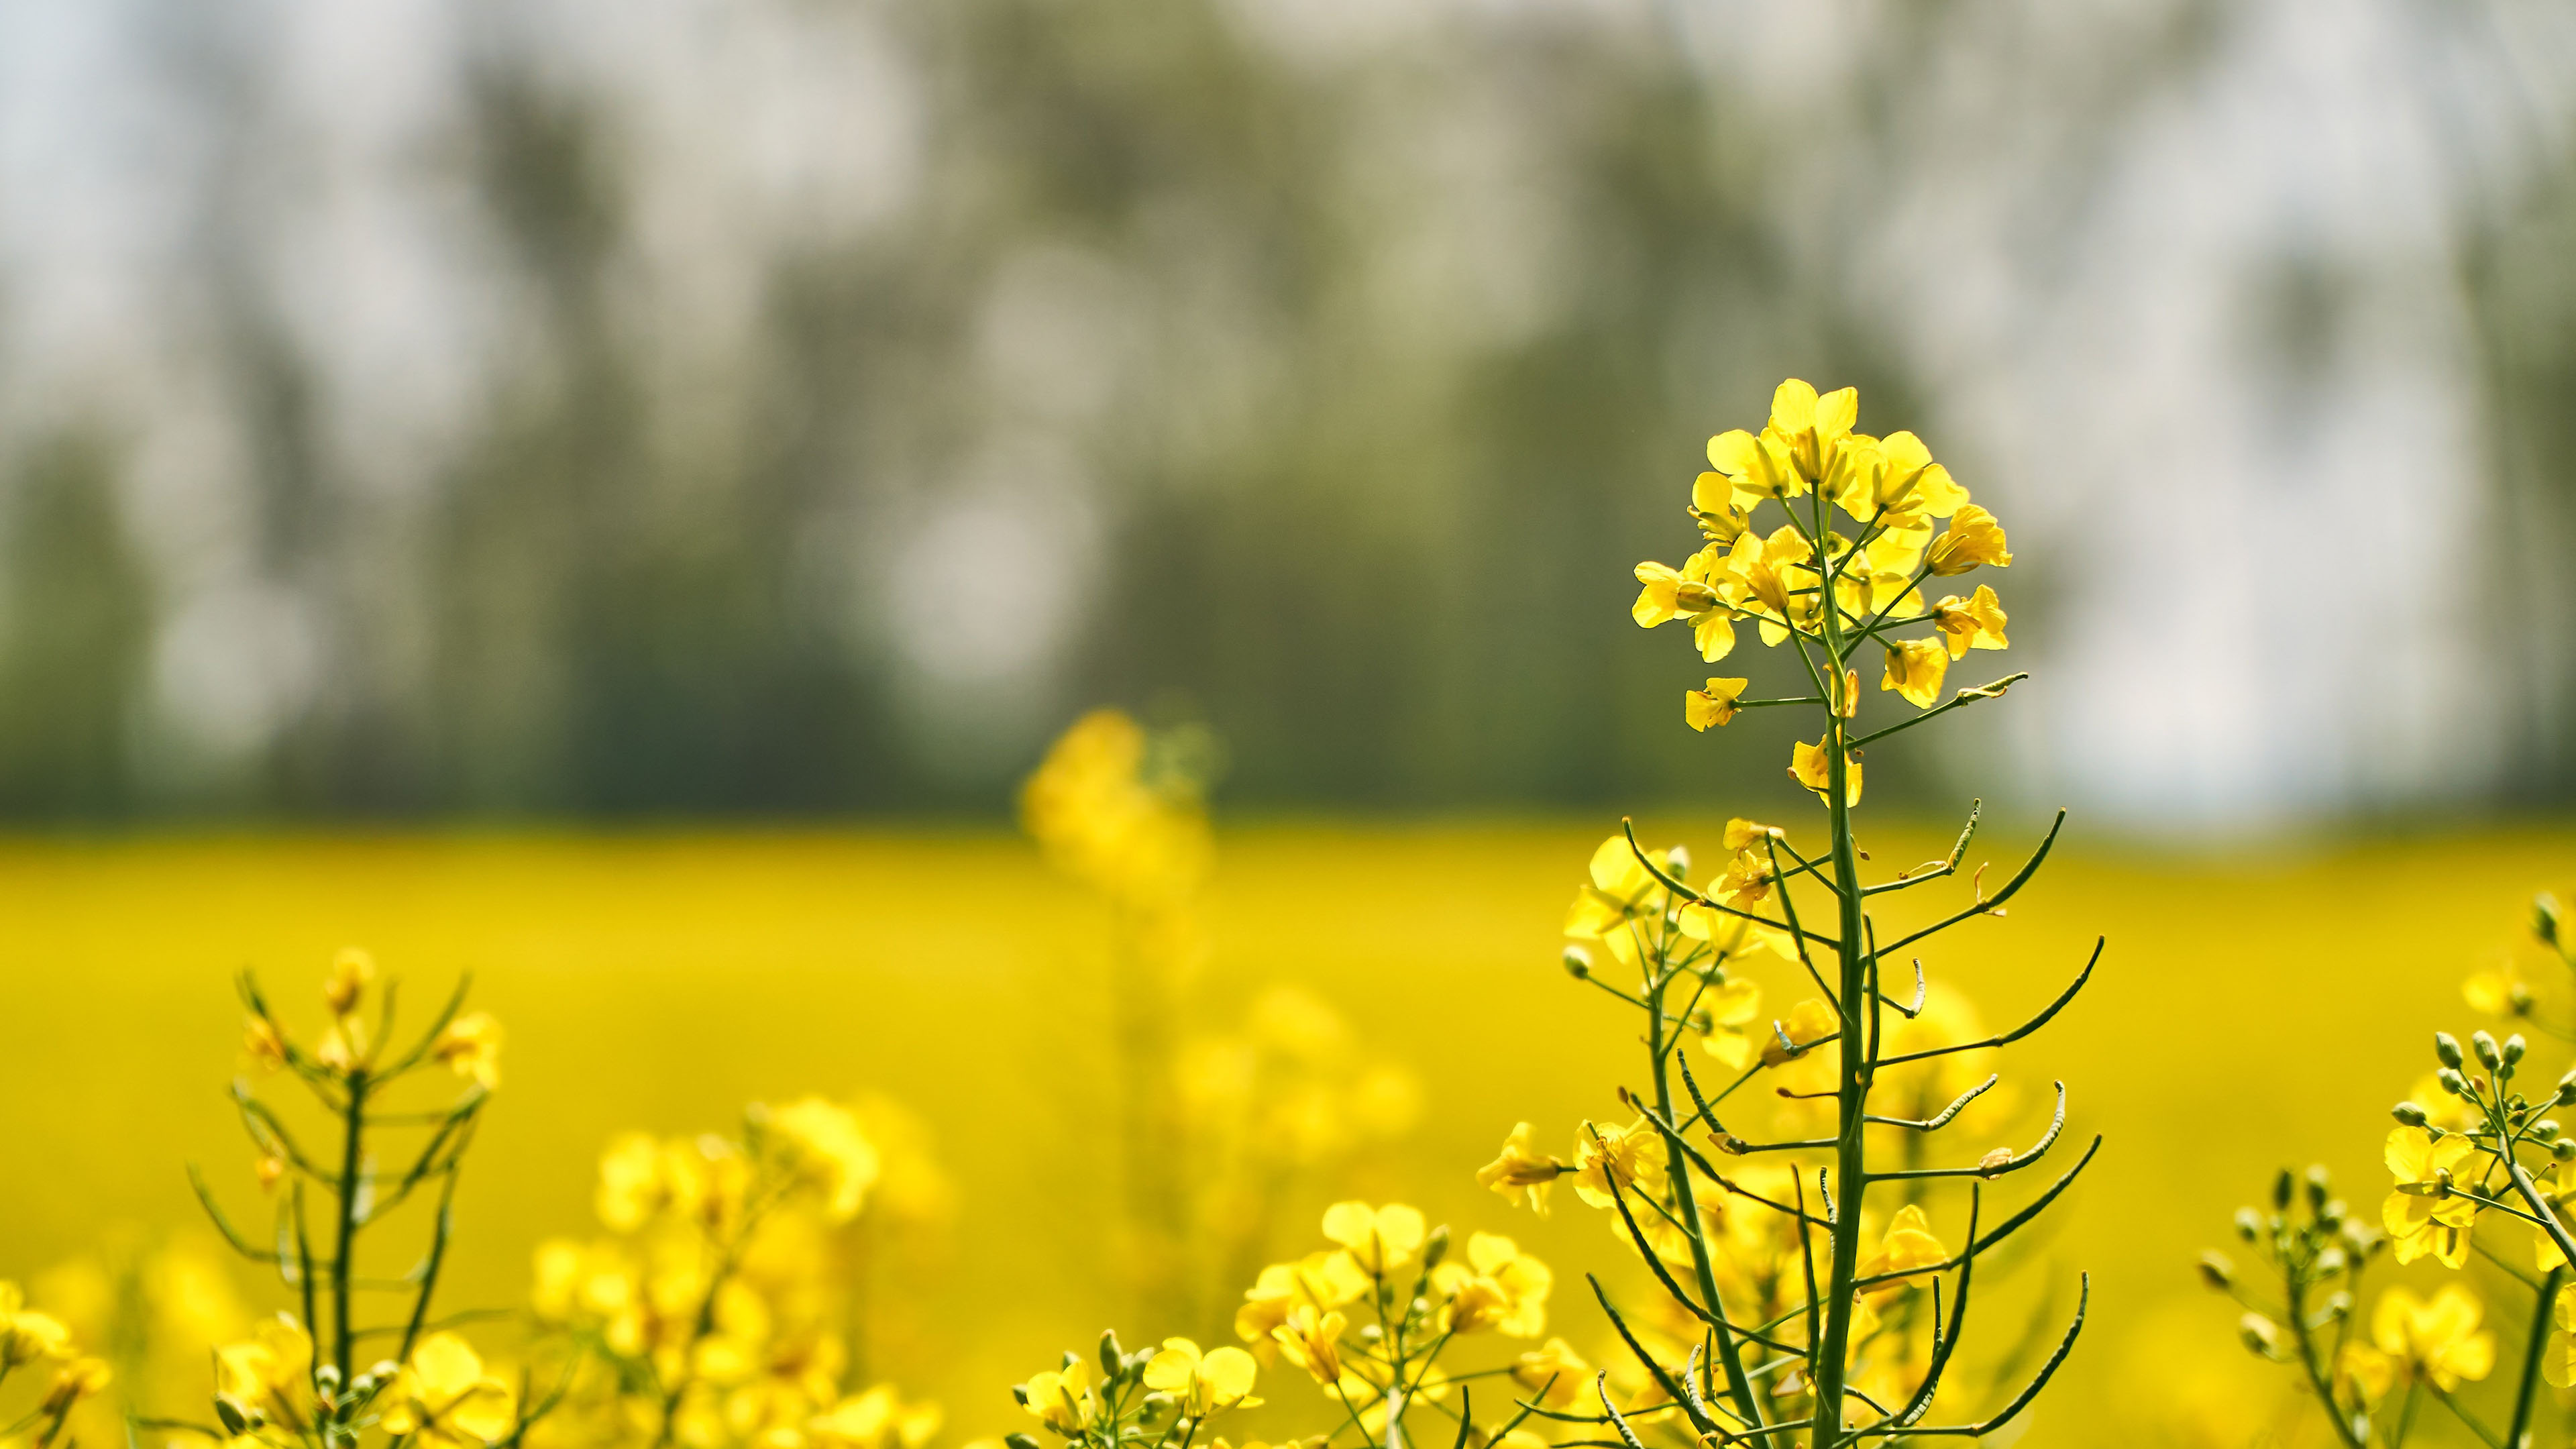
[0, 821, 2566, 1446]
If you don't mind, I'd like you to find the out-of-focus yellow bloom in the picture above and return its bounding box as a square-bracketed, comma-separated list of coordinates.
[1019, 1362, 1097, 1436]
[41, 1356, 111, 1414]
[1633, 552, 1739, 663]
[0, 1283, 70, 1371]
[1269, 1305, 1346, 1389]
[1476, 1123, 1565, 1216]
[2341, 1286, 2495, 1399]
[2383, 1127, 2478, 1269]
[1931, 586, 2008, 659]
[1320, 1201, 1426, 1277]
[243, 1016, 286, 1073]
[1858, 1205, 1947, 1297]
[1234, 1253, 1368, 1343]
[323, 947, 375, 1016]
[1511, 1338, 1591, 1410]
[1144, 1339, 1261, 1417]
[762, 1098, 881, 1223]
[1695, 977, 1765, 1069]
[1570, 1120, 1666, 1208]
[2542, 1285, 2576, 1388]
[808, 1385, 941, 1449]
[1430, 1234, 1550, 1337]
[1927, 505, 2011, 576]
[435, 1012, 504, 1088]
[1789, 738, 1862, 807]
[2463, 960, 2535, 1018]
[381, 1332, 517, 1449]
[596, 1133, 669, 1232]
[1020, 709, 1212, 910]
[1685, 678, 1748, 731]
[1762, 999, 1842, 1069]
[215, 1316, 317, 1434]
[1881, 639, 1948, 709]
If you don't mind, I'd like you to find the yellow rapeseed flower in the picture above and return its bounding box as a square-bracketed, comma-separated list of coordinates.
[1019, 1362, 1097, 1437]
[1788, 738, 1862, 806]
[1705, 426, 1804, 505]
[1430, 1234, 1550, 1338]
[1685, 678, 1748, 731]
[1927, 504, 2011, 576]
[1858, 1205, 1947, 1297]
[809, 1385, 943, 1449]
[434, 1012, 504, 1088]
[1570, 1120, 1666, 1208]
[1475, 1123, 1565, 1216]
[1632, 552, 1739, 663]
[2383, 1126, 2479, 1268]
[1931, 586, 2008, 659]
[2341, 1285, 2496, 1399]
[1762, 999, 1842, 1069]
[1234, 1253, 1368, 1343]
[322, 947, 375, 1016]
[1694, 977, 1765, 1069]
[380, 1332, 517, 1449]
[1268, 1305, 1346, 1388]
[213, 1316, 315, 1434]
[1320, 1201, 1426, 1277]
[1510, 1338, 1592, 1410]
[0, 1283, 71, 1371]
[1763, 379, 1858, 484]
[762, 1097, 881, 1223]
[1881, 639, 1948, 710]
[1143, 1339, 1262, 1417]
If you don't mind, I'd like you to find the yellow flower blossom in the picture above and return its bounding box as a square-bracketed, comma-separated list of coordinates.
[1858, 1205, 1947, 1297]
[1320, 1201, 1426, 1277]
[1476, 1123, 1565, 1216]
[243, 1016, 286, 1073]
[1269, 1305, 1345, 1387]
[1881, 639, 1948, 710]
[808, 1386, 942, 1449]
[1430, 1234, 1550, 1337]
[1705, 426, 1804, 504]
[1143, 1339, 1261, 1417]
[0, 1283, 71, 1370]
[2542, 1285, 2576, 1388]
[1788, 738, 1862, 806]
[1689, 473, 1752, 542]
[1510, 1338, 1592, 1410]
[2383, 1126, 2478, 1269]
[1234, 1252, 1368, 1342]
[434, 1012, 504, 1088]
[761, 1097, 881, 1222]
[2341, 1286, 2496, 1399]
[1926, 504, 2011, 576]
[1930, 586, 2008, 659]
[1019, 1362, 1097, 1437]
[380, 1332, 517, 1449]
[214, 1316, 315, 1434]
[1633, 552, 1739, 663]
[1694, 977, 1765, 1069]
[323, 947, 375, 1016]
[1762, 999, 1842, 1069]
[1570, 1120, 1666, 1208]
[2464, 961, 2535, 1018]
[1763, 379, 1858, 484]
[42, 1356, 111, 1415]
[1685, 678, 1748, 731]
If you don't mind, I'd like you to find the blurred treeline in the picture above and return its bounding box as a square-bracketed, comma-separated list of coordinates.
[1, 0, 2573, 821]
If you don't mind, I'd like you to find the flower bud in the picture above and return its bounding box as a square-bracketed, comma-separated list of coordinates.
[2392, 1102, 2430, 1127]
[2507, 1034, 2530, 1067]
[2538, 893, 2562, 948]
[2438, 1067, 2470, 1098]
[1007, 1434, 1045, 1449]
[1098, 1330, 1124, 1379]
[2304, 1165, 2330, 1211]
[1562, 946, 1592, 980]
[2556, 1138, 2576, 1163]
[2233, 1208, 2261, 1243]
[2316, 1246, 2347, 1275]
[2320, 1291, 2352, 1322]
[216, 1401, 250, 1436]
[315, 1365, 342, 1395]
[2474, 1031, 2503, 1071]
[2197, 1251, 2233, 1289]
[1423, 1224, 1452, 1270]
[1664, 845, 1691, 878]
[2272, 1169, 2294, 1211]
[2535, 1120, 2563, 1142]
[2239, 1313, 2283, 1360]
[2557, 1073, 2576, 1107]
[2436, 1032, 2465, 1070]
[2320, 1199, 2347, 1230]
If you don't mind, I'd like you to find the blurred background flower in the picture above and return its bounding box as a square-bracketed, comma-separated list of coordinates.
[1, 0, 2570, 828]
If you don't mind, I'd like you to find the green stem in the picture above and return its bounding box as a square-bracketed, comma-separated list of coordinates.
[1807, 489, 1870, 1449]
[2507, 1266, 2563, 1449]
[1648, 975, 1766, 1431]
[333, 1071, 369, 1381]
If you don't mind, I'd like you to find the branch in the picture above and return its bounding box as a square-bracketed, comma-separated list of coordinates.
[1587, 1278, 1721, 1437]
[1857, 1273, 2087, 1439]
[1864, 801, 1982, 898]
[1877, 938, 2100, 1066]
[1865, 1075, 1997, 1131]
[1874, 814, 2069, 958]
[1847, 674, 2028, 751]
[1620, 819, 1840, 953]
[1872, 1082, 2066, 1181]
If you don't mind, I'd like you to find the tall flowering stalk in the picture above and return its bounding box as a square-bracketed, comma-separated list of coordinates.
[1485, 380, 2098, 1449]
[2210, 895, 2576, 1447]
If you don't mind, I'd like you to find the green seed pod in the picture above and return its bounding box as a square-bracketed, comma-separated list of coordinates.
[1007, 1434, 1045, 1449]
[2436, 1032, 2465, 1070]
[2272, 1169, 2294, 1210]
[2392, 1102, 2430, 1127]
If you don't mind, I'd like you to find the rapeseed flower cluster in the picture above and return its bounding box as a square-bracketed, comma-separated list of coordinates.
[0, 1279, 113, 1449]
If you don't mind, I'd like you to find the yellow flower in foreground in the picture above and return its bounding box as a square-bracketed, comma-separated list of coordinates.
[1321, 1201, 1426, 1276]
[763, 1096, 881, 1222]
[1685, 678, 1748, 731]
[2343, 1286, 2495, 1397]
[380, 1332, 516, 1449]
[1269, 1304, 1345, 1387]
[1234, 1253, 1368, 1342]
[1430, 1234, 1551, 1337]
[810, 1385, 943, 1449]
[1144, 1339, 1262, 1417]
[1020, 1362, 1097, 1436]
[0, 1283, 71, 1370]
[2383, 1126, 2478, 1269]
[1511, 1338, 1593, 1410]
[1632, 553, 1739, 663]
[1764, 378, 1858, 483]
[1927, 504, 2011, 576]
[1762, 998, 1841, 1069]
[1705, 426, 1803, 504]
[1570, 1120, 1666, 1207]
[434, 1012, 504, 1088]
[1859, 1205, 1947, 1297]
[1788, 738, 1862, 806]
[1562, 836, 1670, 938]
[1476, 1122, 1566, 1216]
[1881, 639, 1948, 710]
[1931, 586, 2008, 659]
[214, 1316, 315, 1434]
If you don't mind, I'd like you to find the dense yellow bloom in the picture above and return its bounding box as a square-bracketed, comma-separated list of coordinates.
[323, 947, 376, 1016]
[1321, 1201, 1426, 1276]
[1430, 1234, 1550, 1337]
[1144, 1339, 1262, 1416]
[1789, 738, 1862, 806]
[1927, 504, 2011, 576]
[2383, 1127, 2478, 1268]
[214, 1316, 316, 1434]
[1858, 1205, 1947, 1297]
[762, 1097, 881, 1222]
[381, 1333, 518, 1449]
[1570, 1120, 1666, 1208]
[1476, 1123, 1565, 1216]
[1881, 639, 1948, 709]
[2341, 1286, 2496, 1400]
[1020, 709, 1212, 910]
[1685, 677, 1748, 731]
[0, 1283, 70, 1370]
[1234, 1253, 1368, 1342]
[1632, 552, 1739, 663]
[435, 1011, 504, 1088]
[1832, 430, 1968, 526]
[1931, 586, 2008, 659]
[1020, 1362, 1097, 1436]
[1268, 1305, 1345, 1387]
[1510, 1338, 1592, 1410]
[243, 1016, 286, 1073]
[808, 1385, 942, 1449]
